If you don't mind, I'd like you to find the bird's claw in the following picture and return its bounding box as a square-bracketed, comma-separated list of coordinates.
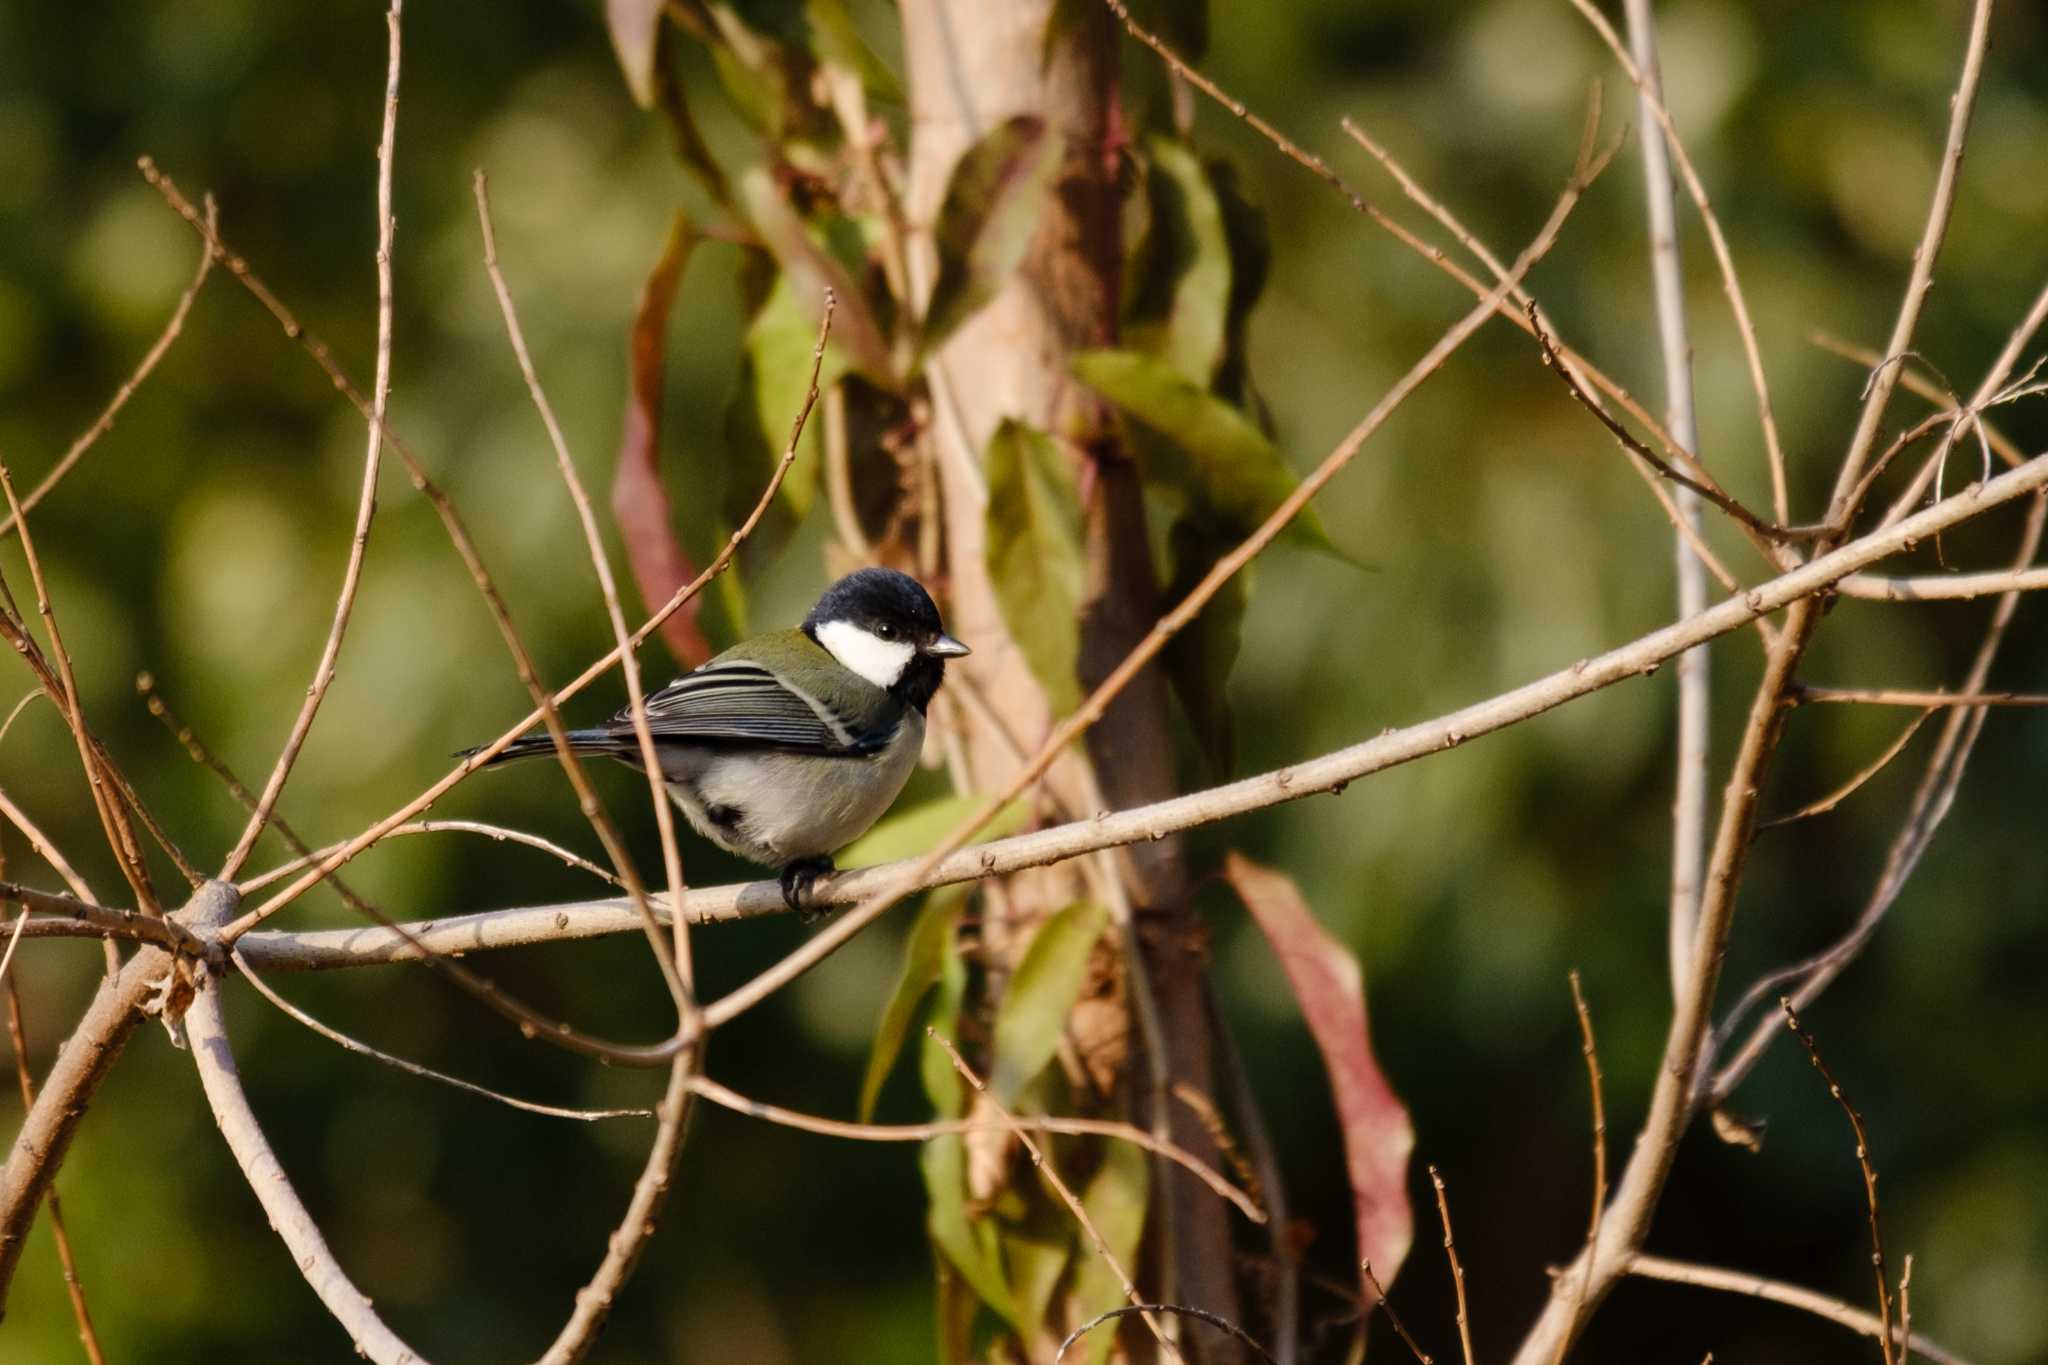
[779, 856, 836, 921]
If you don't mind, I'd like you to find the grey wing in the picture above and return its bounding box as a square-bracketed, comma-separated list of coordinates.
[619, 662, 884, 755]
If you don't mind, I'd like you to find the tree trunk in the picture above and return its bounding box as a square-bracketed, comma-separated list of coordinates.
[901, 2, 1244, 1357]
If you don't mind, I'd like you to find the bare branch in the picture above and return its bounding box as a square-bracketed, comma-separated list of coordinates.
[239, 820, 621, 895]
[1760, 709, 1934, 828]
[531, 1051, 692, 1365]
[1779, 999, 1893, 1363]
[1626, 1255, 1968, 1365]
[1428, 1168, 1475, 1365]
[3, 941, 107, 1365]
[1553, 971, 1607, 1361]
[1796, 686, 2048, 708]
[221, 0, 404, 881]
[682, 1073, 1261, 1221]
[1623, 0, 1713, 1001]
[231, 948, 655, 1123]
[473, 167, 691, 1012]
[1709, 487, 2046, 1104]
[0, 881, 236, 1307]
[1360, 1259, 1434, 1364]
[1507, 8, 2000, 1358]
[0, 458, 162, 912]
[1567, 0, 1788, 519]
[0, 203, 215, 541]
[933, 1030, 1184, 1362]
[204, 442, 2048, 990]
[186, 899, 426, 1364]
[1058, 1305, 1278, 1365]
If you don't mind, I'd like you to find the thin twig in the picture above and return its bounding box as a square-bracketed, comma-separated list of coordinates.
[1709, 487, 2046, 1105]
[1760, 709, 1934, 828]
[1779, 998, 1893, 1365]
[1526, 303, 1802, 542]
[1567, 0, 1788, 519]
[1505, 9, 1999, 1359]
[1057, 1305, 1278, 1364]
[1108, 0, 1777, 592]
[1554, 971, 1607, 1362]
[1899, 1254, 1915, 1365]
[1809, 333, 2028, 471]
[1338, 113, 1774, 597]
[222, 7, 403, 880]
[1430, 1167, 1475, 1365]
[682, 1073, 1261, 1220]
[136, 159, 820, 946]
[238, 820, 621, 894]
[473, 168, 692, 1013]
[1361, 1259, 1434, 1364]
[3, 951, 107, 1365]
[0, 203, 215, 541]
[932, 1029, 1185, 1361]
[1623, 0, 1714, 1003]
[1838, 566, 2048, 600]
[231, 947, 654, 1123]
[1627, 1255, 1967, 1365]
[1795, 686, 2048, 708]
[0, 459, 160, 913]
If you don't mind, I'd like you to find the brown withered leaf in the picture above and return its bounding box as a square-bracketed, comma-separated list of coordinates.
[612, 211, 715, 668]
[1223, 850, 1414, 1304]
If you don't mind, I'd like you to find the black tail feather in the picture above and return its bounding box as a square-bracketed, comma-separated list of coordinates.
[457, 728, 630, 768]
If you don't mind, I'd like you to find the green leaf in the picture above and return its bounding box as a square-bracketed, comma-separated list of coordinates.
[1163, 518, 1245, 778]
[922, 1136, 1020, 1326]
[1069, 1139, 1150, 1365]
[991, 901, 1109, 1103]
[1071, 348, 1340, 555]
[923, 115, 1065, 352]
[1123, 136, 1231, 385]
[984, 420, 1087, 716]
[839, 794, 1031, 870]
[859, 888, 964, 1121]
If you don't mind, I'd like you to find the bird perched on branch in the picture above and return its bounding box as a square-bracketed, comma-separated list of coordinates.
[466, 567, 968, 911]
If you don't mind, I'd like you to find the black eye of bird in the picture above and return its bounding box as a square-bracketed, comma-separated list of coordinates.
[875, 622, 898, 640]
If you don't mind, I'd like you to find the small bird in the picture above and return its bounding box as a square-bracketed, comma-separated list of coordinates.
[468, 567, 969, 910]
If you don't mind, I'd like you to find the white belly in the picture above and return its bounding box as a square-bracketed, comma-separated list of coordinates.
[659, 711, 924, 867]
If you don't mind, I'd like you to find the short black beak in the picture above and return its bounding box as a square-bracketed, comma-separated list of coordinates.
[925, 632, 971, 658]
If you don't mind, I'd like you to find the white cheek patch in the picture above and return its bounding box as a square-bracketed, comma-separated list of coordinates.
[816, 619, 917, 689]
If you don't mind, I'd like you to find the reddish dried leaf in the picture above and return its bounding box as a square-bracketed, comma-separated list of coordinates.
[612, 211, 714, 668]
[1224, 850, 1414, 1302]
[604, 0, 664, 108]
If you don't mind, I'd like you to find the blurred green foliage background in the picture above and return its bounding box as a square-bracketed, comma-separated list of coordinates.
[2, 1, 2045, 1361]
